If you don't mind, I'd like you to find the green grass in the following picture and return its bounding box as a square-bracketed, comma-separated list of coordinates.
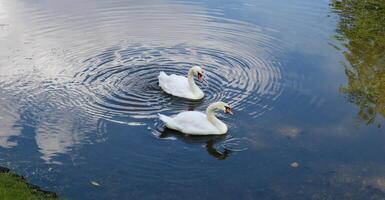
[0, 172, 58, 200]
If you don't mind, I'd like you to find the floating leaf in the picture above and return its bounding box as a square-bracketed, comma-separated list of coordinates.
[90, 181, 101, 186]
[290, 162, 299, 168]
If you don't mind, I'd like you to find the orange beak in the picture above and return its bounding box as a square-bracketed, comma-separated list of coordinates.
[225, 107, 233, 115]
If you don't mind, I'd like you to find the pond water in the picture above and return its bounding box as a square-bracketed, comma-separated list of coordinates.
[1, 0, 385, 199]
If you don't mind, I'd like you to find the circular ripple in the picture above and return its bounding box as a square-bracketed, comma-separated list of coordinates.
[0, 0, 288, 166]
[75, 42, 283, 121]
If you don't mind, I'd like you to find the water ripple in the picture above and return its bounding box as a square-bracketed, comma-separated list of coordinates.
[0, 0, 286, 162]
[74, 42, 282, 122]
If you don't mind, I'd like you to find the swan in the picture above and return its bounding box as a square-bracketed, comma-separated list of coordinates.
[158, 101, 233, 135]
[158, 66, 204, 100]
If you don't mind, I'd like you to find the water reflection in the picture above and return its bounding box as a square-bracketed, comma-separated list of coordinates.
[206, 140, 231, 160]
[158, 125, 251, 160]
[0, 0, 283, 163]
[331, 0, 385, 126]
[158, 128, 231, 160]
[0, 101, 21, 148]
[0, 0, 342, 199]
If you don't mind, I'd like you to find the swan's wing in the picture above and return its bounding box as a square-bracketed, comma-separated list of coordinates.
[172, 111, 219, 135]
[166, 74, 190, 94]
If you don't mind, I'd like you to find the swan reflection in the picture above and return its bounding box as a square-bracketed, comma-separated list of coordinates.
[158, 128, 231, 160]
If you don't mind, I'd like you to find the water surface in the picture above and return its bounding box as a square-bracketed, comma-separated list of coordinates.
[0, 0, 385, 199]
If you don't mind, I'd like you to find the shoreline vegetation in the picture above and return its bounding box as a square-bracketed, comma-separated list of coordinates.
[0, 166, 59, 200]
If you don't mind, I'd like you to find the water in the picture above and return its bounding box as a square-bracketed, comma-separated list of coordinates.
[0, 0, 385, 199]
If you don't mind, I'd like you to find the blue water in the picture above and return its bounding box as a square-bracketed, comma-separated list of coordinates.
[1, 0, 385, 199]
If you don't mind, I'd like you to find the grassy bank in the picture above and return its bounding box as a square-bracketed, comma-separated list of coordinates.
[0, 167, 59, 200]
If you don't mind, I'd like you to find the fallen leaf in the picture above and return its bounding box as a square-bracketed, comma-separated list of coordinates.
[290, 162, 299, 168]
[91, 181, 101, 186]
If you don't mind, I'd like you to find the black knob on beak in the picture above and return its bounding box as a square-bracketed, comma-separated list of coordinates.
[225, 106, 233, 115]
[197, 72, 203, 81]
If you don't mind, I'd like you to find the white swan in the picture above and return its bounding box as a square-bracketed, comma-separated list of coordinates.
[158, 101, 233, 135]
[158, 66, 204, 100]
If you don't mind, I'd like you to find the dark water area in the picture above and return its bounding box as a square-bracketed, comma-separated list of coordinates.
[0, 0, 385, 199]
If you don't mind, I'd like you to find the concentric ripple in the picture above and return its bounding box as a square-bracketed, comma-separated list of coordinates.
[0, 0, 344, 198]
[0, 0, 286, 164]
[75, 42, 282, 121]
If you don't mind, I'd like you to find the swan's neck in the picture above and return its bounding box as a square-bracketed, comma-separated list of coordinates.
[206, 104, 227, 133]
[188, 69, 200, 94]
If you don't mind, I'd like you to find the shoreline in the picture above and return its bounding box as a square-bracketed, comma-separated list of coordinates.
[0, 165, 59, 199]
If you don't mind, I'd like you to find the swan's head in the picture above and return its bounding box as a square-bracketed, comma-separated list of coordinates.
[191, 66, 204, 81]
[217, 101, 233, 115]
[207, 101, 233, 116]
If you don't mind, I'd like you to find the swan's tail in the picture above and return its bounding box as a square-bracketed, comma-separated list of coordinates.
[158, 71, 168, 87]
[158, 113, 172, 124]
[158, 114, 178, 130]
[158, 71, 168, 80]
